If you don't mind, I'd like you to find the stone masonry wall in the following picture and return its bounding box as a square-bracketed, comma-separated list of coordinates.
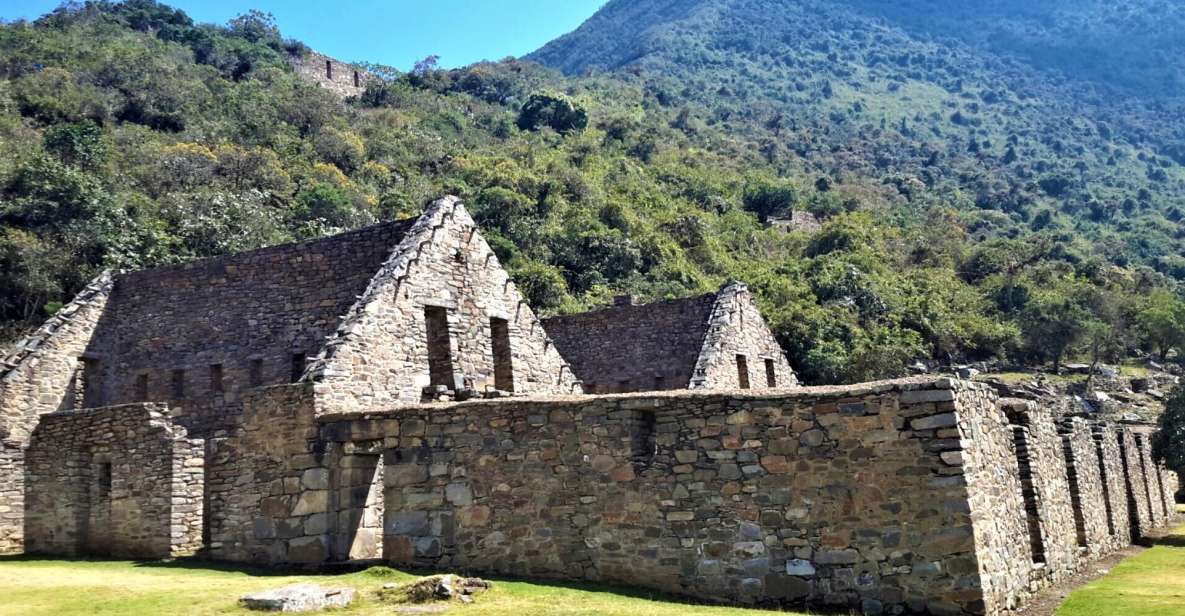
[206, 383, 327, 564]
[311, 378, 1001, 614]
[311, 197, 581, 412]
[1092, 422, 1132, 548]
[0, 441, 21, 554]
[1134, 433, 1170, 527]
[289, 51, 368, 98]
[541, 294, 717, 393]
[1118, 428, 1154, 538]
[84, 221, 409, 438]
[23, 404, 204, 558]
[0, 272, 113, 442]
[690, 283, 798, 390]
[1058, 418, 1123, 557]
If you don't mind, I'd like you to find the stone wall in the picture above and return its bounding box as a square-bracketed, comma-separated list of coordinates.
[289, 51, 368, 98]
[1134, 432, 1170, 527]
[84, 222, 409, 438]
[1091, 422, 1132, 548]
[691, 283, 799, 390]
[23, 404, 203, 558]
[1058, 418, 1123, 557]
[310, 197, 581, 412]
[0, 272, 113, 442]
[308, 378, 1003, 614]
[205, 383, 340, 564]
[0, 440, 21, 554]
[542, 294, 717, 393]
[1118, 428, 1154, 539]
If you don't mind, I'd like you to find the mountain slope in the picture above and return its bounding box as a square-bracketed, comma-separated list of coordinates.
[529, 0, 1185, 273]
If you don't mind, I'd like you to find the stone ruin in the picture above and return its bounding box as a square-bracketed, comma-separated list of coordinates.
[0, 196, 1178, 615]
[288, 50, 369, 98]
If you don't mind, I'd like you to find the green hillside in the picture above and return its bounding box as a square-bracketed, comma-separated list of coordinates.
[3, 1, 1185, 384]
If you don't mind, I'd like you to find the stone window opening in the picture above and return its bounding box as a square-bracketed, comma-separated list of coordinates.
[630, 411, 658, 472]
[291, 352, 306, 383]
[135, 373, 149, 402]
[1061, 437, 1089, 549]
[353, 71, 361, 87]
[77, 356, 103, 409]
[248, 358, 263, 387]
[490, 317, 514, 392]
[764, 358, 777, 388]
[654, 374, 666, 390]
[210, 364, 224, 393]
[1011, 422, 1047, 564]
[171, 369, 186, 399]
[736, 355, 751, 389]
[96, 461, 112, 499]
[617, 379, 631, 393]
[325, 59, 333, 79]
[424, 306, 456, 390]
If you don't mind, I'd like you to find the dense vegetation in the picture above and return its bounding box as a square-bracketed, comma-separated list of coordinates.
[3, 1, 1185, 385]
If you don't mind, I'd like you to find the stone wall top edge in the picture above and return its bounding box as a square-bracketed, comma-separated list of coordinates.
[37, 402, 167, 420]
[317, 376, 985, 423]
[114, 218, 414, 283]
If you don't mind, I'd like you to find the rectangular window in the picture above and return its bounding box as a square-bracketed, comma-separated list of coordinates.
[325, 59, 333, 79]
[424, 306, 455, 389]
[736, 355, 751, 389]
[353, 71, 361, 87]
[97, 462, 112, 498]
[80, 357, 102, 408]
[171, 369, 185, 399]
[617, 379, 632, 393]
[654, 375, 666, 390]
[210, 364, 224, 393]
[249, 358, 263, 387]
[135, 374, 149, 401]
[490, 318, 514, 392]
[291, 353, 306, 383]
[765, 358, 777, 388]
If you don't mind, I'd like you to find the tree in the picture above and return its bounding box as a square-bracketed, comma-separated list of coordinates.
[742, 178, 799, 222]
[43, 120, 107, 169]
[1152, 385, 1185, 476]
[1019, 280, 1093, 373]
[516, 92, 588, 134]
[1137, 289, 1185, 361]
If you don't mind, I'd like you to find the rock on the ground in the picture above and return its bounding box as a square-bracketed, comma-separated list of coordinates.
[240, 584, 355, 612]
[386, 575, 491, 604]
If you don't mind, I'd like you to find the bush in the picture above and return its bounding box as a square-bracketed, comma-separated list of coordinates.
[516, 92, 588, 134]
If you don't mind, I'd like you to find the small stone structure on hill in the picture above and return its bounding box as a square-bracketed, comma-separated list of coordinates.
[0, 195, 1179, 615]
[542, 284, 798, 393]
[288, 50, 369, 98]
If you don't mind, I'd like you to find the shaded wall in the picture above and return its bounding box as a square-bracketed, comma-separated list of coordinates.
[0, 441, 21, 554]
[23, 404, 203, 558]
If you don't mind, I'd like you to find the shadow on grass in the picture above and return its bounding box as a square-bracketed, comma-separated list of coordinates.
[1147, 534, 1185, 548]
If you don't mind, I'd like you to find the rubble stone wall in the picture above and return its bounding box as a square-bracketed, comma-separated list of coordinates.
[0, 273, 112, 442]
[1119, 428, 1154, 538]
[205, 384, 325, 564]
[690, 283, 799, 390]
[85, 223, 407, 438]
[311, 197, 581, 412]
[23, 404, 203, 558]
[1135, 433, 1170, 526]
[0, 441, 22, 554]
[315, 379, 1000, 614]
[1092, 423, 1133, 547]
[289, 51, 368, 98]
[1059, 418, 1122, 556]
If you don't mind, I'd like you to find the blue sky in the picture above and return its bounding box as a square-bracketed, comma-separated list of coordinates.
[0, 1, 606, 69]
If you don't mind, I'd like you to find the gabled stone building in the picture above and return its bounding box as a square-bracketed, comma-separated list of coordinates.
[541, 282, 798, 393]
[0, 196, 581, 556]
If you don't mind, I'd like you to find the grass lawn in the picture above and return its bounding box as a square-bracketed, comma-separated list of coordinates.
[1057, 522, 1185, 616]
[0, 557, 795, 616]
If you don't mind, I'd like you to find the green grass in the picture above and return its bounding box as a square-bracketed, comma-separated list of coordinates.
[1057, 522, 1185, 616]
[0, 557, 795, 616]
